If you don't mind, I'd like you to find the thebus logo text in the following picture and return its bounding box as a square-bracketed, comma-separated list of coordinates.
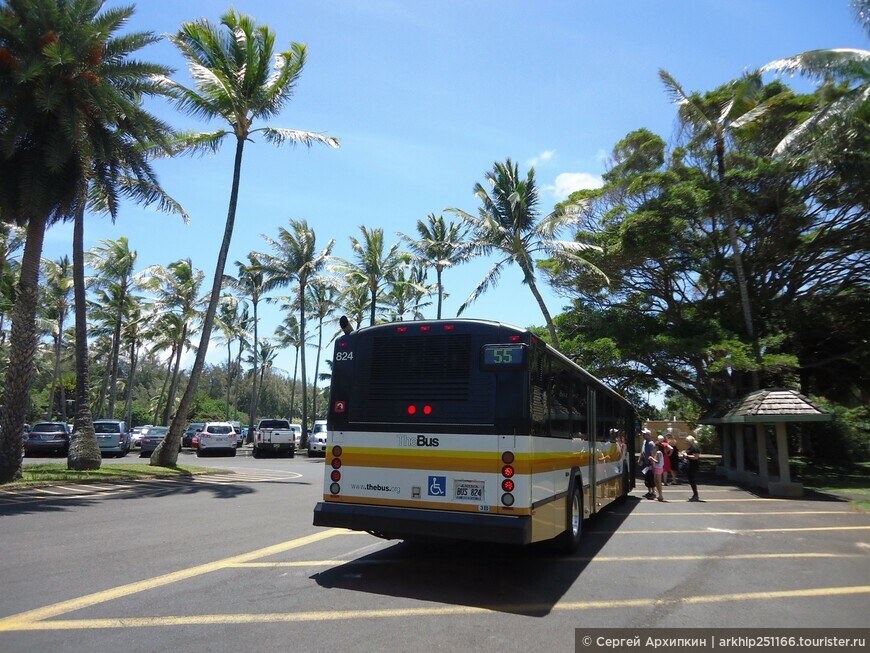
[396, 434, 440, 447]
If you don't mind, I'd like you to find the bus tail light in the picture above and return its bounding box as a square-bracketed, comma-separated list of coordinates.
[330, 446, 342, 495]
[501, 452, 515, 506]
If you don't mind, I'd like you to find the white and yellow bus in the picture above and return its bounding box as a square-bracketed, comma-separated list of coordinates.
[313, 319, 636, 552]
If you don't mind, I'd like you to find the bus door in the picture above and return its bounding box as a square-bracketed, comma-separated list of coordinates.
[587, 387, 599, 515]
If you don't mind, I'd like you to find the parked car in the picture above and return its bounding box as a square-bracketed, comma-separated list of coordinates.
[196, 422, 237, 457]
[230, 421, 244, 446]
[252, 418, 295, 458]
[183, 422, 205, 448]
[191, 433, 199, 450]
[24, 422, 72, 456]
[308, 420, 328, 457]
[290, 424, 302, 448]
[139, 426, 179, 456]
[93, 419, 130, 457]
[130, 425, 154, 448]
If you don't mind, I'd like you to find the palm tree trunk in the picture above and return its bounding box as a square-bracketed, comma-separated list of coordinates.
[225, 342, 232, 421]
[232, 341, 244, 420]
[290, 346, 299, 419]
[156, 136, 246, 466]
[311, 317, 324, 423]
[153, 352, 174, 424]
[436, 267, 444, 319]
[95, 351, 111, 418]
[106, 286, 126, 418]
[46, 332, 62, 420]
[68, 200, 100, 471]
[247, 301, 259, 442]
[163, 324, 187, 425]
[124, 338, 137, 427]
[0, 213, 47, 483]
[300, 283, 309, 447]
[520, 260, 560, 351]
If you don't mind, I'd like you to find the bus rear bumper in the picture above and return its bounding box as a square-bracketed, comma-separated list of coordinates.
[313, 501, 531, 545]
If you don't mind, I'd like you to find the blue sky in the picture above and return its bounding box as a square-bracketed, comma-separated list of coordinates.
[38, 0, 866, 389]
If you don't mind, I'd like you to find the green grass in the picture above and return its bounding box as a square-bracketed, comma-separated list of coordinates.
[7, 463, 220, 489]
[793, 459, 870, 511]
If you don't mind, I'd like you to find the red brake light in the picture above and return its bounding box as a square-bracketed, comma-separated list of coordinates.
[407, 405, 417, 415]
[397, 326, 408, 333]
[509, 335, 520, 342]
[420, 325, 431, 332]
[423, 405, 432, 415]
[502, 465, 515, 478]
[502, 479, 515, 492]
[443, 324, 455, 331]
[331, 458, 342, 469]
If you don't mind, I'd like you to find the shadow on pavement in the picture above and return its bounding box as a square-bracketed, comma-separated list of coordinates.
[312, 496, 640, 617]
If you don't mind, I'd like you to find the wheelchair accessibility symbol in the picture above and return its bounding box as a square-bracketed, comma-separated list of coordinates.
[428, 476, 446, 497]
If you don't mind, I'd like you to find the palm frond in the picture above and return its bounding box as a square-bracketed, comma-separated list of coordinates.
[457, 260, 505, 316]
[257, 127, 340, 148]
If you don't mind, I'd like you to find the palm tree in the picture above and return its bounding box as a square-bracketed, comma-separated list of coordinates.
[448, 158, 603, 351]
[274, 313, 302, 420]
[41, 257, 74, 420]
[333, 226, 406, 327]
[214, 296, 247, 422]
[399, 214, 472, 319]
[86, 238, 137, 418]
[659, 70, 773, 388]
[306, 282, 339, 423]
[152, 9, 339, 466]
[224, 254, 267, 439]
[0, 0, 175, 480]
[140, 259, 204, 426]
[761, 0, 870, 154]
[260, 220, 334, 443]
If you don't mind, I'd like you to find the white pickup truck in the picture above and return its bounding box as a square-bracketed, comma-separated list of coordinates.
[252, 418, 296, 458]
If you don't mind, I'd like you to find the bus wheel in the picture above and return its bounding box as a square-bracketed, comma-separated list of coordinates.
[559, 484, 583, 553]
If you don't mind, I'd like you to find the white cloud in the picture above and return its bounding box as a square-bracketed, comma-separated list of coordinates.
[528, 150, 555, 167]
[547, 172, 604, 200]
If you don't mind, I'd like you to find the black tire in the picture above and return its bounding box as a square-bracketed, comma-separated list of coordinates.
[195, 448, 204, 458]
[288, 449, 295, 458]
[558, 483, 583, 554]
[230, 448, 237, 457]
[252, 446, 260, 459]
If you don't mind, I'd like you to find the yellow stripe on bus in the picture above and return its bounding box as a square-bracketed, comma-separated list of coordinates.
[330, 449, 595, 475]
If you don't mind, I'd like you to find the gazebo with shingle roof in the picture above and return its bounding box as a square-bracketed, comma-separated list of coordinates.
[698, 389, 832, 497]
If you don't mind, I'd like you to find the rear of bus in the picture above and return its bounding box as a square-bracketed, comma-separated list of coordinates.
[313, 319, 553, 546]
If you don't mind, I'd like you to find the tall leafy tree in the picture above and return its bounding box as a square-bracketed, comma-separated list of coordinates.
[151, 9, 339, 466]
[0, 0, 173, 480]
[260, 220, 333, 441]
[658, 70, 774, 388]
[449, 158, 603, 351]
[274, 312, 302, 419]
[399, 214, 471, 319]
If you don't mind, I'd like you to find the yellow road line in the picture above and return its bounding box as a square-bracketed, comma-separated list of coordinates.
[3, 586, 868, 630]
[621, 510, 860, 516]
[589, 526, 870, 535]
[0, 529, 348, 630]
[228, 552, 865, 568]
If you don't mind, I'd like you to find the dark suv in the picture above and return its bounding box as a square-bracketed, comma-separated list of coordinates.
[183, 422, 205, 448]
[24, 422, 72, 456]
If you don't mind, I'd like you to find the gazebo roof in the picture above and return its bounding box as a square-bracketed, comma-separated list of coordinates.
[698, 389, 832, 425]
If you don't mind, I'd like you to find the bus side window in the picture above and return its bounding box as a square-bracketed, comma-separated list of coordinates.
[549, 366, 572, 438]
[570, 378, 588, 440]
[530, 350, 548, 437]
